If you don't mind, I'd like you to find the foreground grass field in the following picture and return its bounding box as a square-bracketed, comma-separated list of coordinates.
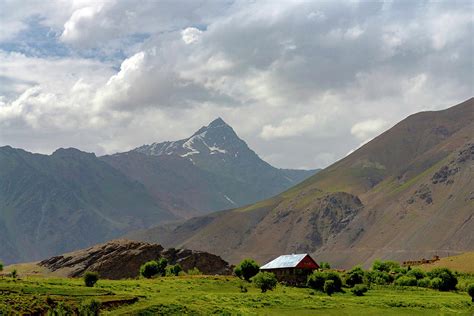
[0, 274, 473, 315]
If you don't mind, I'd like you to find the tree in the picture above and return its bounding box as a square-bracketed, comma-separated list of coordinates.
[252, 272, 277, 293]
[351, 284, 368, 296]
[234, 259, 260, 282]
[394, 276, 417, 286]
[324, 280, 336, 296]
[428, 268, 458, 291]
[83, 271, 99, 287]
[140, 260, 160, 279]
[407, 268, 426, 280]
[307, 271, 342, 292]
[345, 266, 365, 287]
[467, 284, 474, 302]
[166, 264, 183, 276]
[325, 271, 343, 292]
[156, 258, 168, 276]
[0, 261, 3, 272]
[319, 262, 331, 270]
[372, 260, 400, 272]
[307, 271, 327, 291]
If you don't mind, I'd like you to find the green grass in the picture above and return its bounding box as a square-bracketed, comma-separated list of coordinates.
[1, 275, 473, 315]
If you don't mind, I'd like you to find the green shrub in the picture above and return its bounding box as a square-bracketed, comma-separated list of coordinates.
[307, 271, 342, 292]
[166, 264, 183, 276]
[187, 267, 202, 275]
[307, 271, 327, 291]
[239, 284, 248, 293]
[366, 270, 393, 285]
[407, 268, 426, 280]
[324, 280, 336, 296]
[351, 284, 368, 296]
[325, 271, 343, 292]
[0, 261, 3, 272]
[430, 277, 443, 290]
[252, 272, 277, 293]
[345, 266, 365, 287]
[11, 269, 17, 278]
[428, 268, 458, 291]
[395, 276, 417, 286]
[140, 261, 160, 279]
[467, 284, 474, 302]
[319, 262, 331, 270]
[47, 301, 73, 316]
[234, 259, 260, 281]
[417, 277, 431, 288]
[83, 271, 99, 287]
[78, 298, 101, 316]
[372, 260, 400, 272]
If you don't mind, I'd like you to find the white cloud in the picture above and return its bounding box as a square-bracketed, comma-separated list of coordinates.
[260, 115, 316, 140]
[181, 27, 202, 44]
[0, 0, 472, 169]
[351, 119, 389, 141]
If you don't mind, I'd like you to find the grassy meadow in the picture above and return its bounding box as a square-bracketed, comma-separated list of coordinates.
[0, 273, 473, 315]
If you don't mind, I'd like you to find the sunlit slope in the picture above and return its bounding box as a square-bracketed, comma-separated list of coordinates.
[129, 98, 474, 267]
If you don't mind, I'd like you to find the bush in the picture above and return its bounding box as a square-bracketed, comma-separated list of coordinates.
[345, 266, 365, 287]
[324, 280, 336, 296]
[417, 277, 431, 288]
[351, 284, 368, 296]
[11, 269, 17, 278]
[140, 261, 160, 279]
[428, 268, 458, 291]
[187, 267, 202, 275]
[83, 271, 99, 287]
[319, 262, 331, 270]
[366, 270, 393, 285]
[394, 276, 417, 286]
[467, 284, 474, 302]
[430, 277, 443, 290]
[0, 261, 3, 272]
[372, 260, 400, 272]
[239, 284, 248, 293]
[78, 299, 101, 316]
[325, 271, 343, 292]
[407, 268, 426, 280]
[252, 272, 277, 293]
[307, 271, 327, 291]
[234, 259, 260, 281]
[307, 271, 342, 292]
[166, 264, 183, 276]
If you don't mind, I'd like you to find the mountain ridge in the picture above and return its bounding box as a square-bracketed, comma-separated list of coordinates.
[102, 118, 319, 218]
[128, 98, 474, 268]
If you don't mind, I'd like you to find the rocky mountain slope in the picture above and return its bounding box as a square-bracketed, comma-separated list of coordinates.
[0, 148, 175, 264]
[102, 118, 318, 218]
[38, 239, 232, 279]
[129, 98, 474, 268]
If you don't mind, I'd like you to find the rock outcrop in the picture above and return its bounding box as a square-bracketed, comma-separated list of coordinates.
[39, 239, 232, 279]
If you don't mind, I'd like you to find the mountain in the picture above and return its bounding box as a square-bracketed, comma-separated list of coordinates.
[128, 98, 474, 268]
[0, 147, 175, 264]
[102, 118, 318, 218]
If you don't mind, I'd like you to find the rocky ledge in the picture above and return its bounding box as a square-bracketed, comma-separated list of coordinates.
[39, 239, 232, 279]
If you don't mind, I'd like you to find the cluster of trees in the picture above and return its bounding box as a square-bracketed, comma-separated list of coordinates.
[234, 259, 277, 293]
[230, 257, 474, 299]
[139, 258, 201, 279]
[305, 259, 464, 296]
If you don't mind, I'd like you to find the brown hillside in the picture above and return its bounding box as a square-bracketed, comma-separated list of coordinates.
[129, 98, 474, 268]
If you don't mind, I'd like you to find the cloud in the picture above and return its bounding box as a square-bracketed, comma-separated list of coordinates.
[260, 115, 316, 140]
[0, 0, 472, 169]
[181, 27, 202, 44]
[351, 119, 389, 141]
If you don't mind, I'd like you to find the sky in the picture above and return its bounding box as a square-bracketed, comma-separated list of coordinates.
[0, 0, 472, 169]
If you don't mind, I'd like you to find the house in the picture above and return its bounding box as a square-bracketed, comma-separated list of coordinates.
[260, 253, 319, 285]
